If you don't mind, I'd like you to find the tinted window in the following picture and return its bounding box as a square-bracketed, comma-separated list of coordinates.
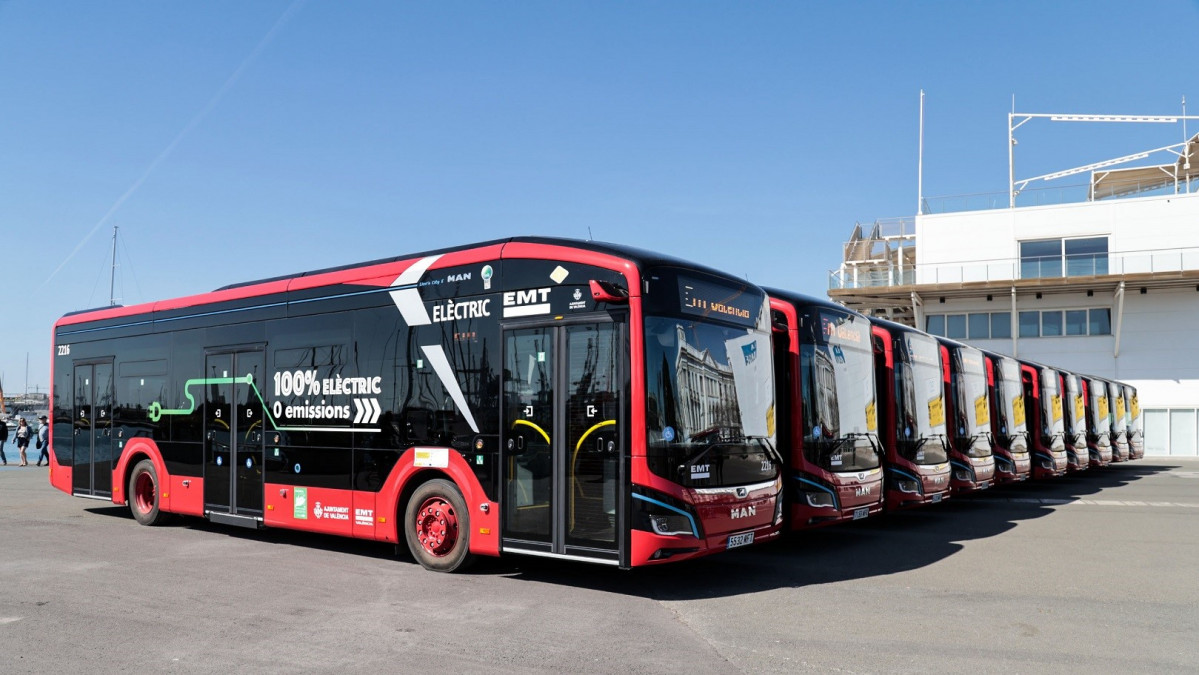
[926, 315, 945, 336]
[1090, 308, 1111, 335]
[1065, 310, 1087, 335]
[990, 312, 1011, 339]
[1042, 311, 1063, 336]
[946, 314, 966, 339]
[968, 313, 989, 339]
[1019, 311, 1040, 337]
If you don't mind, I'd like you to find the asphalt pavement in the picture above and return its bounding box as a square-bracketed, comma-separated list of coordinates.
[1, 458, 1197, 673]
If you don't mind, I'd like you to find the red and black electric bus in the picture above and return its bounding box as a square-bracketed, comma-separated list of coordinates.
[980, 350, 1030, 483]
[1081, 375, 1113, 467]
[1017, 360, 1068, 479]
[1124, 384, 1143, 460]
[935, 337, 996, 494]
[1106, 379, 1130, 462]
[49, 237, 783, 571]
[1058, 371, 1090, 472]
[869, 318, 951, 508]
[767, 290, 883, 529]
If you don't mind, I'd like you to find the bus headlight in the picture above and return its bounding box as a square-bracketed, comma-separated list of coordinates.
[896, 479, 921, 494]
[649, 514, 694, 536]
[803, 490, 835, 508]
[632, 489, 701, 539]
[953, 469, 972, 482]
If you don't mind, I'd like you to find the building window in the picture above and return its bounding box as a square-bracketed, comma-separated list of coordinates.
[926, 315, 945, 336]
[946, 314, 967, 339]
[1089, 308, 1111, 335]
[1041, 310, 1063, 336]
[1065, 310, 1087, 336]
[990, 312, 1011, 339]
[926, 309, 1107, 339]
[1065, 237, 1109, 276]
[1020, 240, 1063, 278]
[1020, 237, 1108, 279]
[967, 313, 989, 339]
[1019, 311, 1040, 337]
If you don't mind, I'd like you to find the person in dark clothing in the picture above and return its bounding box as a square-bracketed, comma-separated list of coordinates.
[0, 421, 8, 465]
[36, 415, 50, 466]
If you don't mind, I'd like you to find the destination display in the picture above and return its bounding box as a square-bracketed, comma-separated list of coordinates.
[678, 275, 760, 328]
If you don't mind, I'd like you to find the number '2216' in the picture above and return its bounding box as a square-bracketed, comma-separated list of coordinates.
[57, 345, 70, 355]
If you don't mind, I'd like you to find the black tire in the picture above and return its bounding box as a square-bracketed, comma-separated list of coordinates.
[404, 478, 474, 572]
[128, 459, 172, 526]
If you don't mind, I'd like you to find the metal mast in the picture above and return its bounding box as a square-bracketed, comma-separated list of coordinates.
[109, 225, 119, 306]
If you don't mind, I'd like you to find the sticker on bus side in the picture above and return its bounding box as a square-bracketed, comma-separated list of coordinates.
[974, 395, 989, 426]
[1131, 395, 1140, 418]
[1051, 394, 1063, 422]
[294, 487, 308, 520]
[928, 396, 945, 428]
[1074, 395, 1085, 423]
[414, 447, 450, 468]
[1012, 396, 1026, 427]
[1098, 396, 1109, 419]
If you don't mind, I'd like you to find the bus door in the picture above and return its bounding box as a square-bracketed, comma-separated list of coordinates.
[501, 317, 624, 564]
[72, 361, 114, 497]
[203, 350, 266, 520]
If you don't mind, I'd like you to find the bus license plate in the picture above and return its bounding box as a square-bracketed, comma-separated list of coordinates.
[727, 532, 754, 549]
[853, 507, 869, 520]
[931, 493, 943, 503]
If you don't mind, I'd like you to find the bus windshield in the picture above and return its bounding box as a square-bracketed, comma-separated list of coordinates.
[1062, 373, 1087, 448]
[1089, 381, 1111, 444]
[644, 311, 778, 489]
[994, 357, 1028, 452]
[1124, 385, 1142, 443]
[1040, 368, 1066, 451]
[1107, 381, 1127, 435]
[894, 332, 948, 465]
[799, 310, 879, 473]
[951, 346, 991, 458]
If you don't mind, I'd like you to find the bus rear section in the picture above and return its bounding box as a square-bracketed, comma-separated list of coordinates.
[1059, 371, 1090, 472]
[981, 351, 1031, 483]
[1081, 376, 1113, 467]
[767, 291, 883, 530]
[49, 237, 782, 572]
[1106, 380, 1130, 462]
[870, 318, 951, 509]
[1124, 384, 1144, 460]
[936, 338, 996, 494]
[1018, 361, 1068, 479]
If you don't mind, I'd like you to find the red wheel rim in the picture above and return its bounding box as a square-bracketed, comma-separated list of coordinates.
[134, 471, 156, 514]
[414, 496, 459, 557]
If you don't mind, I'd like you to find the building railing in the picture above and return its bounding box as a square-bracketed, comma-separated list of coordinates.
[829, 245, 1199, 290]
[922, 180, 1199, 214]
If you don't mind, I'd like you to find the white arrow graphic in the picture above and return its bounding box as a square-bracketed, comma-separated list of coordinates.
[368, 398, 381, 424]
[352, 398, 366, 424]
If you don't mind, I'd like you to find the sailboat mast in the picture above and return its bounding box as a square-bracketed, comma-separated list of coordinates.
[109, 225, 119, 306]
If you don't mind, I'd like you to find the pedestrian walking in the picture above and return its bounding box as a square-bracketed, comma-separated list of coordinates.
[36, 415, 50, 466]
[14, 417, 32, 466]
[0, 419, 8, 465]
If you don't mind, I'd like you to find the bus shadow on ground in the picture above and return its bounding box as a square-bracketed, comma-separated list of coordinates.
[81, 463, 1173, 595]
[494, 462, 1171, 599]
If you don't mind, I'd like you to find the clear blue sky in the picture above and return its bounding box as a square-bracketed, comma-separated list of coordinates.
[2, 0, 1196, 396]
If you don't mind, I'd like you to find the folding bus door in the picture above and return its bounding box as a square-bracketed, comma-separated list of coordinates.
[501, 317, 624, 564]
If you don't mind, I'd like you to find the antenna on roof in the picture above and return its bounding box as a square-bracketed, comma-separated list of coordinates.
[587, 226, 594, 241]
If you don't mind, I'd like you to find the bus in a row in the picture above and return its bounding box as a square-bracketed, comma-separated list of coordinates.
[46, 237, 1142, 572]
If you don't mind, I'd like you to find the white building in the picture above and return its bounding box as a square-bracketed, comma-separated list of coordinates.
[829, 113, 1199, 457]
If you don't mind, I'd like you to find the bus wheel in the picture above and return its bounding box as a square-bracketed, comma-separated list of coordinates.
[129, 459, 172, 526]
[404, 479, 474, 572]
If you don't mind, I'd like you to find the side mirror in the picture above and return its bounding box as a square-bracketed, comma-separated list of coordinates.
[589, 280, 629, 303]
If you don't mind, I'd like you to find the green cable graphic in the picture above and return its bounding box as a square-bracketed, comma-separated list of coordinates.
[148, 375, 276, 429]
[147, 374, 378, 434]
